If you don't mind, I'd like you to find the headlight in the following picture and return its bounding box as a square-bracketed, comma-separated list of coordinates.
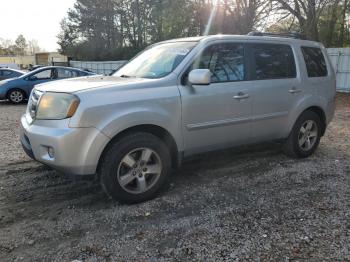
[36, 92, 80, 120]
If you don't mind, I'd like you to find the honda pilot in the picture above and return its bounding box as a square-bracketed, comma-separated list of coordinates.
[20, 34, 336, 203]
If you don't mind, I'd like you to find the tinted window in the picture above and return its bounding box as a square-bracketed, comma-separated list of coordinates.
[192, 43, 245, 83]
[301, 47, 328, 77]
[252, 44, 296, 80]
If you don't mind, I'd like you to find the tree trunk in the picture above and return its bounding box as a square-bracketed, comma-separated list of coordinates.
[325, 0, 341, 47]
[339, 0, 348, 46]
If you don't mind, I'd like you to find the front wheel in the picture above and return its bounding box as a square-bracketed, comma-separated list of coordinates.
[8, 89, 25, 104]
[99, 132, 171, 203]
[283, 111, 322, 158]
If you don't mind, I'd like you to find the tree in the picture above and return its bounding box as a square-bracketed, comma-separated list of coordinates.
[27, 39, 43, 54]
[271, 0, 331, 40]
[57, 0, 350, 60]
[266, 17, 300, 33]
[58, 0, 197, 60]
[339, 0, 349, 46]
[221, 0, 271, 34]
[15, 34, 27, 55]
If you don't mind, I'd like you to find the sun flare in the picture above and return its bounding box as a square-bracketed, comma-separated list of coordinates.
[204, 0, 220, 35]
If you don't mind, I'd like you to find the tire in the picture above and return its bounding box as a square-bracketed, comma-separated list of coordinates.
[99, 132, 171, 203]
[8, 89, 25, 104]
[283, 111, 322, 158]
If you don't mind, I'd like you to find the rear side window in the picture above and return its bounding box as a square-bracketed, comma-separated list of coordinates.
[2, 70, 13, 76]
[251, 44, 296, 80]
[301, 47, 328, 77]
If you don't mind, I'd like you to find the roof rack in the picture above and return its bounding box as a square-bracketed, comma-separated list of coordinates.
[247, 31, 304, 39]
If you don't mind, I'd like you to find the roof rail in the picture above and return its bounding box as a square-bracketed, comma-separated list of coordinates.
[247, 31, 304, 39]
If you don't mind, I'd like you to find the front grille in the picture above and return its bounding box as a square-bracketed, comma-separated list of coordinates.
[27, 89, 43, 122]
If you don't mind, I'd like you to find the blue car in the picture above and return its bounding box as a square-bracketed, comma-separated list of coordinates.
[0, 66, 95, 103]
[0, 68, 25, 80]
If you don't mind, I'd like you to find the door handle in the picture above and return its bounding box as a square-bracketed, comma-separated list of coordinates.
[233, 92, 249, 99]
[289, 87, 302, 94]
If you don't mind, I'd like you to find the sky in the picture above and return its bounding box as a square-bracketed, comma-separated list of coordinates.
[0, 0, 76, 52]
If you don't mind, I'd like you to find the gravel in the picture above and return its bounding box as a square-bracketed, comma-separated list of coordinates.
[0, 94, 349, 261]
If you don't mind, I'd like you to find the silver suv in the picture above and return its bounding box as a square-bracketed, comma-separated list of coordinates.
[20, 34, 336, 203]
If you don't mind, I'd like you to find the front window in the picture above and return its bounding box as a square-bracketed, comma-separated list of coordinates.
[114, 41, 197, 79]
[190, 43, 245, 83]
[32, 69, 53, 80]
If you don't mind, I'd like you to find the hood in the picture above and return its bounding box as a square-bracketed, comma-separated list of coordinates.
[35, 75, 150, 93]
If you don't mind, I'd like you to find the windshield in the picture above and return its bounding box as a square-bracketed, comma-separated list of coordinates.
[19, 68, 49, 79]
[114, 41, 197, 79]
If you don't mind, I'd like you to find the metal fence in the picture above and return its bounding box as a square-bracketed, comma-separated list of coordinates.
[327, 48, 350, 92]
[69, 60, 127, 75]
[0, 63, 20, 70]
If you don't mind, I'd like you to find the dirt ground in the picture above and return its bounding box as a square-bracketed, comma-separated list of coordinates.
[0, 94, 349, 261]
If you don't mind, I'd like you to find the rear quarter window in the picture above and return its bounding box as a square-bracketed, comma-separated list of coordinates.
[2, 70, 13, 76]
[301, 46, 328, 77]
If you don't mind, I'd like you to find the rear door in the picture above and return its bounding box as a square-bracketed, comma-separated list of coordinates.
[179, 42, 253, 154]
[249, 43, 301, 141]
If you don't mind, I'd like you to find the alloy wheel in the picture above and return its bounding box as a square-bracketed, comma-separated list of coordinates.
[117, 147, 162, 194]
[298, 120, 318, 151]
[10, 91, 24, 103]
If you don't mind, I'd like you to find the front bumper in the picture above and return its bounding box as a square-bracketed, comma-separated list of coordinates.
[20, 115, 110, 175]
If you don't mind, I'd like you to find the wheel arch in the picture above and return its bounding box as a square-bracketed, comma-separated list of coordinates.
[305, 106, 326, 136]
[97, 124, 181, 173]
[6, 87, 28, 99]
[289, 106, 327, 137]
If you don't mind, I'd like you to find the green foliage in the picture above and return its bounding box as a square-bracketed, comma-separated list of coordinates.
[58, 0, 269, 60]
[58, 0, 350, 58]
[270, 0, 350, 47]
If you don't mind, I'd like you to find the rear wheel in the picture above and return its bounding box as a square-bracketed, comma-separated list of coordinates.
[283, 111, 321, 158]
[8, 89, 25, 104]
[99, 132, 171, 203]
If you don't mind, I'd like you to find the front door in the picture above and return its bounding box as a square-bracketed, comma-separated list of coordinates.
[178, 42, 252, 155]
[24, 68, 55, 94]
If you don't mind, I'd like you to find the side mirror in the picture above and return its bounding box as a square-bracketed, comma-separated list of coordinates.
[188, 69, 211, 85]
